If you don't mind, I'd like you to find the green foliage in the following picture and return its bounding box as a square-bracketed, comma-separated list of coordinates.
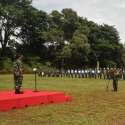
[61, 45, 72, 58]
[121, 47, 125, 67]
[0, 0, 32, 56]
[62, 8, 79, 40]
[101, 60, 117, 67]
[0, 58, 13, 73]
[0, 0, 124, 70]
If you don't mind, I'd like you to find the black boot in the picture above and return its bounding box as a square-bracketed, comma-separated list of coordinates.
[15, 88, 20, 94]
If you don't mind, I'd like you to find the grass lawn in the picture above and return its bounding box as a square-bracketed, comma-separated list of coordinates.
[0, 74, 125, 125]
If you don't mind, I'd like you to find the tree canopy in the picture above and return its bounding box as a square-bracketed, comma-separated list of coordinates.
[0, 0, 124, 70]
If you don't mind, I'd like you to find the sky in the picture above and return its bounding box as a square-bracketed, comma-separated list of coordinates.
[32, 0, 125, 43]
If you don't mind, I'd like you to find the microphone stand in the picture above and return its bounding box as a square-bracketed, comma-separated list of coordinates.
[33, 68, 39, 92]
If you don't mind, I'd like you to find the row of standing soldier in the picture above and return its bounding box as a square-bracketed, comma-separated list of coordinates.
[38, 68, 122, 92]
[38, 68, 124, 80]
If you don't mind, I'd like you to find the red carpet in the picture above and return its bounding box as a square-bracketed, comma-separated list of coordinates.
[0, 90, 71, 111]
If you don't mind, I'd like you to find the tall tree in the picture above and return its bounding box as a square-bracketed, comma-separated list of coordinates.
[69, 30, 90, 68]
[0, 0, 32, 56]
[62, 8, 79, 41]
[46, 10, 64, 66]
[18, 8, 48, 58]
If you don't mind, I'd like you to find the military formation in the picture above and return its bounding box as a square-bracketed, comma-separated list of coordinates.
[12, 53, 124, 93]
[37, 68, 124, 80]
[37, 67, 123, 92]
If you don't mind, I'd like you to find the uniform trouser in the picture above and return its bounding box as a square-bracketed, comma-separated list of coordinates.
[113, 79, 118, 91]
[14, 75, 23, 93]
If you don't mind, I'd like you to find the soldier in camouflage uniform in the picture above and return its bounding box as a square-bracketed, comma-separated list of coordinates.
[109, 68, 120, 92]
[13, 54, 23, 94]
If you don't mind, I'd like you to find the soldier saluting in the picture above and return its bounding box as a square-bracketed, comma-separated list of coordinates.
[13, 53, 23, 94]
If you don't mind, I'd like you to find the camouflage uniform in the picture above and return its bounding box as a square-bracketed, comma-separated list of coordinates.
[13, 59, 23, 94]
[109, 68, 120, 92]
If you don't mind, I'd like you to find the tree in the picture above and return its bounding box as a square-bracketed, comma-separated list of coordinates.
[69, 30, 90, 68]
[18, 8, 48, 58]
[88, 22, 122, 67]
[45, 10, 64, 67]
[121, 45, 125, 67]
[0, 0, 32, 56]
[62, 8, 79, 41]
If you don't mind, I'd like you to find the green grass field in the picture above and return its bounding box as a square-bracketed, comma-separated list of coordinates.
[0, 75, 125, 125]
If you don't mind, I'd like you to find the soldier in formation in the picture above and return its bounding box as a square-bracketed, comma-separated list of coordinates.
[37, 67, 125, 81]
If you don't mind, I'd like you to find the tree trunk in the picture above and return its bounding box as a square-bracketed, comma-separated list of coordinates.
[1, 44, 7, 57]
[0, 29, 9, 57]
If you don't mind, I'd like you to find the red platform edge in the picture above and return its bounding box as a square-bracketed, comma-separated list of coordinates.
[0, 90, 71, 112]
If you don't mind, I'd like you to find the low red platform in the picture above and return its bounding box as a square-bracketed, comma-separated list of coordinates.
[0, 90, 71, 111]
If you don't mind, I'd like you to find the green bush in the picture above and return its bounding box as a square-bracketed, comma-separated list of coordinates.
[0, 58, 13, 74]
[101, 60, 116, 68]
[0, 57, 56, 74]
